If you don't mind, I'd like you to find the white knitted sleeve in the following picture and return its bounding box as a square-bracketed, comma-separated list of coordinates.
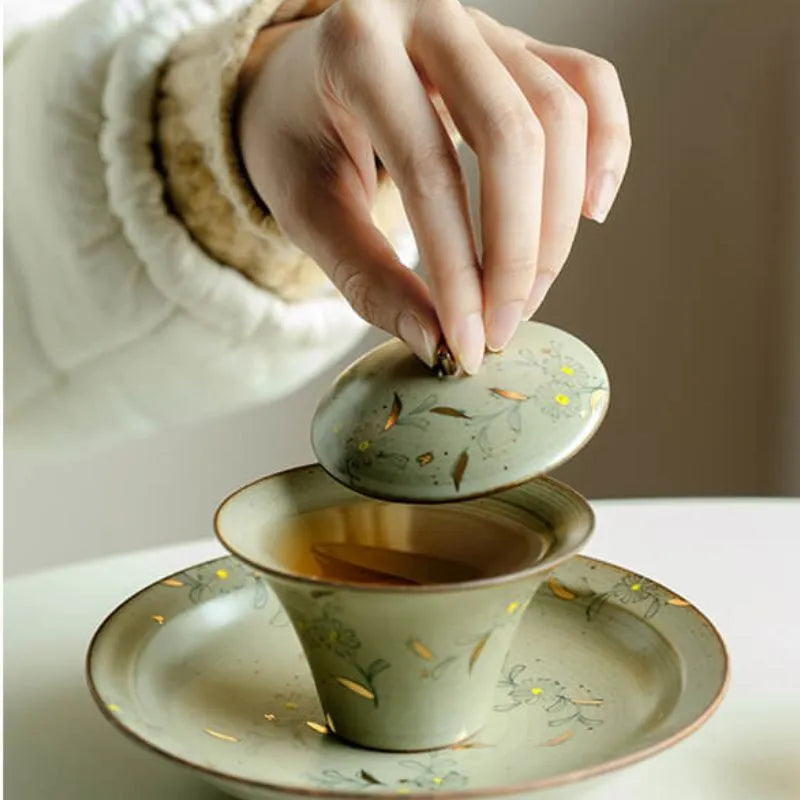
[3, 0, 416, 459]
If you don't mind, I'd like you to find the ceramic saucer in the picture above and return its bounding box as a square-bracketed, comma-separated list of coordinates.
[86, 556, 728, 799]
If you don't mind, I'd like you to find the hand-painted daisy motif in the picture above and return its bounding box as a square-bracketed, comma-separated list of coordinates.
[507, 677, 564, 709]
[494, 664, 604, 731]
[398, 757, 468, 791]
[535, 382, 583, 419]
[587, 573, 673, 620]
[518, 343, 593, 390]
[296, 609, 390, 707]
[310, 755, 468, 793]
[495, 665, 564, 711]
[303, 613, 361, 658]
[164, 562, 274, 611]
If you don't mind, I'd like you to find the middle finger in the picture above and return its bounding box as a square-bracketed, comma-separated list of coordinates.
[409, 0, 545, 352]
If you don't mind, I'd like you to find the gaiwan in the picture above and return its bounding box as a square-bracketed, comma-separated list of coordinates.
[214, 320, 609, 751]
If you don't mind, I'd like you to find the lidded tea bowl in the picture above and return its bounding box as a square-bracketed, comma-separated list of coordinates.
[215, 320, 609, 751]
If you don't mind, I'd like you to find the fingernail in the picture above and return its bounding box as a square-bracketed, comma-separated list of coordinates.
[398, 311, 436, 367]
[486, 300, 523, 353]
[587, 171, 618, 223]
[524, 272, 554, 319]
[453, 312, 485, 376]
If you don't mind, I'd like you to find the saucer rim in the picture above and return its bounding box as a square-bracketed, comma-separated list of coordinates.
[85, 554, 730, 799]
[214, 465, 595, 595]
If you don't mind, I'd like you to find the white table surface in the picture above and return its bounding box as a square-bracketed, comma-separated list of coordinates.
[5, 498, 800, 800]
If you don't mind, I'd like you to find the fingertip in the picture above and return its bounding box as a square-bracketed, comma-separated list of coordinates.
[486, 300, 523, 352]
[452, 311, 486, 375]
[397, 310, 438, 367]
[586, 170, 620, 224]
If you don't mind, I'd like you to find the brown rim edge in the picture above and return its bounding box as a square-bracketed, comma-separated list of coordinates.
[212, 465, 595, 594]
[85, 554, 730, 800]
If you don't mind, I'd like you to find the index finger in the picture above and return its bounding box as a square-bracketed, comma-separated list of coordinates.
[323, 3, 486, 373]
[408, 0, 546, 353]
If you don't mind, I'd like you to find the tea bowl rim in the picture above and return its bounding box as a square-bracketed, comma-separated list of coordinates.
[213, 463, 594, 595]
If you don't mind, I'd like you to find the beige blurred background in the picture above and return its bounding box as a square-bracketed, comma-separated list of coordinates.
[5, 0, 800, 574]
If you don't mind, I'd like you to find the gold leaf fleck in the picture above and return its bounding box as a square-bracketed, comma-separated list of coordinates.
[506, 600, 520, 614]
[417, 452, 434, 466]
[384, 392, 403, 431]
[284, 701, 298, 710]
[490, 388, 528, 401]
[571, 698, 604, 706]
[263, 713, 276, 721]
[204, 728, 239, 743]
[215, 568, 228, 580]
[668, 598, 690, 607]
[548, 576, 576, 601]
[469, 631, 491, 673]
[335, 677, 375, 701]
[305, 720, 328, 734]
[430, 406, 471, 419]
[452, 450, 469, 492]
[107, 703, 120, 713]
[162, 578, 184, 588]
[542, 730, 573, 747]
[151, 614, 165, 625]
[450, 738, 492, 750]
[408, 639, 435, 661]
[325, 712, 336, 733]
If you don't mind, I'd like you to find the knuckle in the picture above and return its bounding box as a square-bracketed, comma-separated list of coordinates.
[398, 144, 462, 201]
[578, 52, 620, 88]
[418, 0, 462, 22]
[501, 256, 538, 284]
[483, 105, 543, 152]
[430, 256, 479, 287]
[333, 260, 379, 325]
[537, 80, 587, 127]
[607, 121, 632, 153]
[323, 0, 377, 38]
[317, 0, 381, 91]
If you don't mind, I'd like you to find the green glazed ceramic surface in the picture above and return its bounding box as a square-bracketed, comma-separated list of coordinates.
[311, 321, 610, 503]
[87, 555, 728, 800]
[213, 465, 594, 751]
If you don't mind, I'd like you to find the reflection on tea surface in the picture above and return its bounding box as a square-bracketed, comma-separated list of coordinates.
[271, 501, 552, 586]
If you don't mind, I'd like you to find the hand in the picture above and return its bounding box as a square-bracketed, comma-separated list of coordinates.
[238, 0, 631, 373]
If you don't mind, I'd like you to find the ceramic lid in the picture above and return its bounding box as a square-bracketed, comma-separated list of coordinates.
[311, 321, 609, 503]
